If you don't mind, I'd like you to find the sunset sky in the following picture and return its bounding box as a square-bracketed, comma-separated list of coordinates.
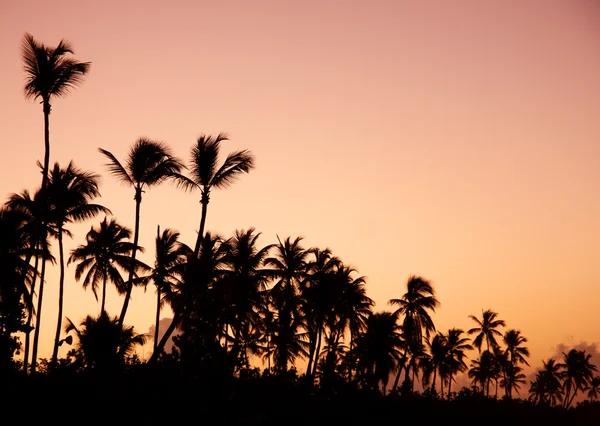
[1, 0, 599, 378]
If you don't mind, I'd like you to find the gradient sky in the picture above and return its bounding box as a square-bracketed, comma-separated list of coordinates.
[1, 0, 599, 377]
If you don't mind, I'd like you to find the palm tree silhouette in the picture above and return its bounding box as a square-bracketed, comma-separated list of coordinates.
[99, 138, 184, 328]
[6, 187, 55, 373]
[177, 133, 255, 258]
[502, 329, 530, 398]
[468, 309, 505, 354]
[587, 376, 600, 402]
[468, 350, 495, 396]
[389, 275, 439, 391]
[559, 349, 598, 408]
[529, 358, 563, 406]
[21, 33, 90, 190]
[444, 328, 472, 396]
[140, 226, 189, 353]
[352, 311, 404, 394]
[46, 161, 109, 366]
[68, 217, 143, 314]
[422, 333, 448, 395]
[65, 311, 147, 372]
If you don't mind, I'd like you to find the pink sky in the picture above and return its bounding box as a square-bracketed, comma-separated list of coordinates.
[1, 0, 599, 376]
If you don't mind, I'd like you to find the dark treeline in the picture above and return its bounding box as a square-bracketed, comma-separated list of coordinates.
[1, 33, 599, 425]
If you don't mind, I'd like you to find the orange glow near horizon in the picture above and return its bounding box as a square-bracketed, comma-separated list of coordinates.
[1, 0, 600, 377]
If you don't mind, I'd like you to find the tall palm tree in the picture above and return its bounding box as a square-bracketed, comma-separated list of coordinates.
[559, 349, 598, 408]
[352, 311, 404, 395]
[444, 328, 472, 396]
[5, 187, 55, 373]
[99, 138, 184, 328]
[140, 226, 190, 353]
[68, 217, 142, 314]
[21, 33, 90, 189]
[178, 133, 255, 257]
[468, 309, 505, 353]
[65, 311, 147, 372]
[389, 275, 439, 390]
[47, 161, 109, 366]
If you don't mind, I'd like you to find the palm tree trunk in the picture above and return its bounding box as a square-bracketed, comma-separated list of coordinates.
[448, 375, 452, 396]
[313, 329, 323, 379]
[154, 287, 161, 352]
[42, 99, 50, 190]
[119, 193, 141, 328]
[305, 328, 317, 378]
[22, 247, 38, 373]
[51, 228, 65, 365]
[101, 274, 107, 314]
[149, 312, 180, 363]
[193, 199, 209, 258]
[30, 254, 47, 374]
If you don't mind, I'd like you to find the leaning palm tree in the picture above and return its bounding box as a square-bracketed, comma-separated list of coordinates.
[468, 309, 505, 354]
[559, 349, 598, 408]
[47, 161, 109, 366]
[99, 138, 184, 328]
[389, 275, 439, 391]
[68, 217, 143, 314]
[178, 133, 255, 257]
[21, 33, 90, 189]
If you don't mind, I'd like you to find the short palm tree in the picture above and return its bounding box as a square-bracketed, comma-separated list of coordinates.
[68, 217, 142, 314]
[587, 376, 600, 402]
[469, 350, 495, 396]
[389, 275, 439, 390]
[99, 138, 184, 328]
[529, 358, 563, 406]
[65, 311, 147, 372]
[178, 133, 255, 257]
[468, 309, 505, 353]
[559, 349, 598, 408]
[47, 161, 109, 366]
[21, 33, 90, 189]
[444, 328, 472, 396]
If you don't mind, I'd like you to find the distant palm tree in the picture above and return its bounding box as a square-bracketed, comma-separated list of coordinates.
[21, 33, 90, 189]
[68, 217, 142, 314]
[444, 328, 472, 396]
[177, 133, 255, 257]
[6, 187, 55, 373]
[65, 311, 147, 372]
[469, 350, 495, 396]
[140, 226, 190, 352]
[353, 311, 404, 394]
[500, 362, 527, 398]
[99, 138, 184, 328]
[389, 276, 439, 391]
[47, 162, 109, 366]
[587, 376, 600, 402]
[502, 329, 530, 398]
[559, 349, 598, 408]
[422, 333, 448, 394]
[468, 309, 505, 353]
[529, 358, 563, 406]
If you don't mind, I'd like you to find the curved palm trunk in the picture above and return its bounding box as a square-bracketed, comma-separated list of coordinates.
[119, 193, 141, 328]
[305, 330, 316, 378]
[149, 312, 180, 362]
[42, 99, 50, 190]
[154, 287, 161, 352]
[22, 248, 38, 373]
[51, 228, 66, 365]
[100, 274, 107, 314]
[193, 197, 209, 258]
[312, 328, 323, 379]
[30, 254, 47, 373]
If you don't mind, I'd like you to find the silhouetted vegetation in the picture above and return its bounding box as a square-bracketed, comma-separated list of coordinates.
[1, 32, 599, 425]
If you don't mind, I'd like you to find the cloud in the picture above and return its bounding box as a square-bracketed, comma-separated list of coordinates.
[147, 317, 181, 355]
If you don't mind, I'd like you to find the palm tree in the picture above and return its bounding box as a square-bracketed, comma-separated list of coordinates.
[529, 358, 563, 406]
[220, 228, 273, 369]
[65, 311, 147, 372]
[559, 349, 598, 408]
[468, 350, 495, 396]
[587, 376, 600, 402]
[0, 207, 36, 371]
[502, 329, 530, 398]
[389, 275, 439, 391]
[5, 187, 55, 373]
[468, 309, 505, 354]
[352, 311, 404, 394]
[422, 333, 448, 394]
[21, 33, 90, 189]
[99, 138, 184, 328]
[68, 217, 142, 314]
[47, 161, 109, 366]
[178, 133, 255, 257]
[444, 328, 472, 396]
[140, 226, 190, 353]
[264, 236, 308, 373]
